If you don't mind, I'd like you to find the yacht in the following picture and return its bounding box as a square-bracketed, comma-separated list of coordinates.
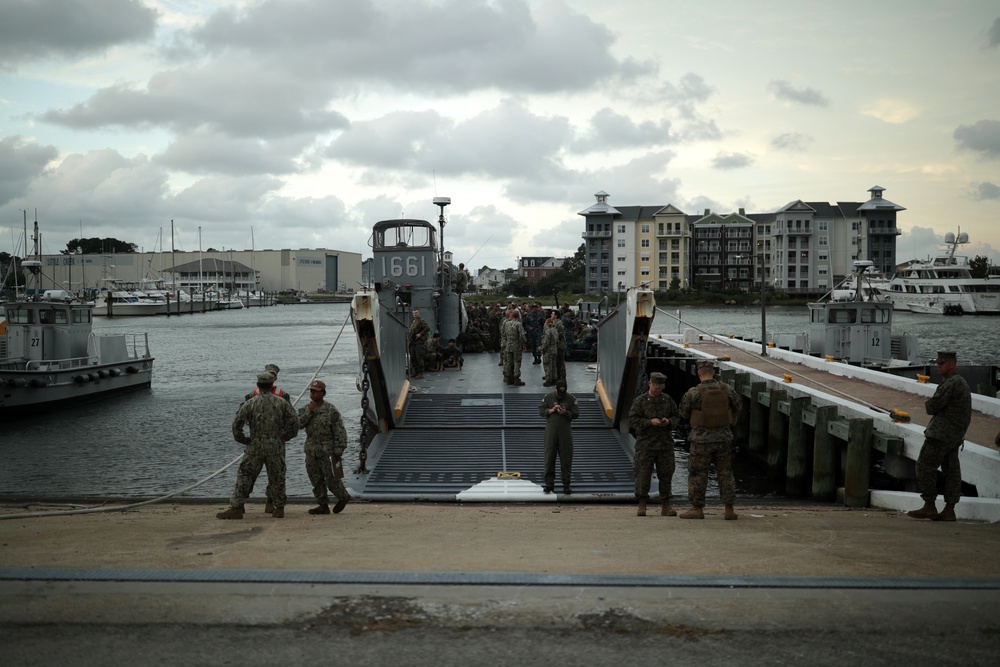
[882, 231, 1000, 315]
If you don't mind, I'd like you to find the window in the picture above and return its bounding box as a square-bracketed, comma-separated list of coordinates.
[640, 252, 650, 262]
[819, 236, 828, 247]
[640, 267, 650, 276]
[818, 221, 828, 231]
[617, 255, 626, 263]
[641, 239, 650, 248]
[641, 224, 650, 234]
[617, 224, 626, 234]
[617, 239, 625, 248]
[818, 252, 828, 261]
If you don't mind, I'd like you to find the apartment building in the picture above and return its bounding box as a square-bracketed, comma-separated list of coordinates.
[579, 186, 902, 295]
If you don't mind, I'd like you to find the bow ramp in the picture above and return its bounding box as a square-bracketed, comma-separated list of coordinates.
[347, 288, 658, 502]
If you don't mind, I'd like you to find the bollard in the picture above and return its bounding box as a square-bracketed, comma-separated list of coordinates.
[844, 417, 874, 507]
[811, 405, 839, 502]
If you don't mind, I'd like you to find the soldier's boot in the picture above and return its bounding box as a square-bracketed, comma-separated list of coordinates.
[907, 501, 939, 520]
[216, 506, 244, 520]
[724, 504, 738, 520]
[933, 503, 957, 522]
[661, 502, 677, 517]
[679, 506, 704, 520]
[503, 375, 511, 384]
[271, 506, 284, 518]
[512, 377, 525, 386]
[333, 498, 349, 514]
[636, 499, 647, 517]
[264, 500, 275, 514]
[308, 504, 330, 515]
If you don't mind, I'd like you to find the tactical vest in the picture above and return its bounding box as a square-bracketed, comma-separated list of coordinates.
[689, 384, 734, 428]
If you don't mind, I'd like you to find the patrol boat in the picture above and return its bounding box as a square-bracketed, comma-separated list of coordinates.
[345, 198, 667, 501]
[0, 223, 154, 417]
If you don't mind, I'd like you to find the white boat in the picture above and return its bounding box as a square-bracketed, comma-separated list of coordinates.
[93, 279, 171, 316]
[882, 231, 1000, 314]
[1, 242, 153, 416]
[905, 302, 945, 315]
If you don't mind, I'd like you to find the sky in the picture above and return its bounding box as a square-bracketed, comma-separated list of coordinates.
[1, 0, 999, 271]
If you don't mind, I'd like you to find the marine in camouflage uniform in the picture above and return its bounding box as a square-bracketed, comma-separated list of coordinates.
[408, 308, 430, 378]
[908, 351, 972, 522]
[487, 306, 503, 353]
[678, 361, 741, 520]
[501, 311, 527, 385]
[424, 333, 444, 371]
[298, 379, 351, 514]
[539, 379, 579, 494]
[218, 372, 300, 519]
[628, 372, 680, 516]
[523, 304, 544, 364]
[541, 318, 562, 386]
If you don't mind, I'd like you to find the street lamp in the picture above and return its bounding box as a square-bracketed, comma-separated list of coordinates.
[738, 250, 767, 357]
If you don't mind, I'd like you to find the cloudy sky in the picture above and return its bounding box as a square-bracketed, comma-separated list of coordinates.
[2, 0, 999, 271]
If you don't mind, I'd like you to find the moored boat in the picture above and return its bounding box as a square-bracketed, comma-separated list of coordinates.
[1, 228, 154, 417]
[883, 231, 1000, 314]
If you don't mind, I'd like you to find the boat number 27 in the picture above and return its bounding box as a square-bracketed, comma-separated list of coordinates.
[381, 256, 426, 278]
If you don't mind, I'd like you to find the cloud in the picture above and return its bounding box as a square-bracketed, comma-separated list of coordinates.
[954, 119, 1000, 158]
[860, 99, 920, 124]
[972, 182, 1000, 200]
[0, 136, 59, 205]
[329, 100, 573, 187]
[569, 109, 673, 152]
[767, 80, 830, 107]
[988, 17, 1000, 48]
[771, 132, 814, 151]
[154, 131, 307, 176]
[712, 152, 755, 170]
[0, 0, 157, 70]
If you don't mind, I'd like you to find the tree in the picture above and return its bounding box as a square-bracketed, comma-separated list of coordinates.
[969, 254, 990, 279]
[562, 243, 585, 275]
[62, 237, 138, 254]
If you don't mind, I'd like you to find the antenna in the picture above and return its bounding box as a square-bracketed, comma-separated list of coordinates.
[433, 197, 451, 292]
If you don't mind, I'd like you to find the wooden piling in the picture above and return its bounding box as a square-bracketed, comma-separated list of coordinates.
[785, 397, 812, 497]
[747, 381, 768, 460]
[811, 405, 839, 502]
[844, 417, 874, 507]
[766, 389, 788, 477]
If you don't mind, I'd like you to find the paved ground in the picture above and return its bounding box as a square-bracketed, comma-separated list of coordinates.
[2, 499, 999, 665]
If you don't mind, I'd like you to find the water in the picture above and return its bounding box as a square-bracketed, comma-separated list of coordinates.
[2, 303, 995, 499]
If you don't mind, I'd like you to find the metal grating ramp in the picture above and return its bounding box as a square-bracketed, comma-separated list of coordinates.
[359, 392, 635, 498]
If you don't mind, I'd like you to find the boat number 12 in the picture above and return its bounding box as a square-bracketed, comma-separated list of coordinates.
[382, 256, 426, 278]
[871, 337, 880, 347]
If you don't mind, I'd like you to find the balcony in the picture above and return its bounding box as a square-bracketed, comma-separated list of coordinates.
[869, 226, 902, 236]
[582, 230, 612, 238]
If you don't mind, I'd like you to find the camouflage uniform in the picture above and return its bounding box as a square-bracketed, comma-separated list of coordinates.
[298, 401, 351, 506]
[230, 392, 300, 509]
[539, 387, 579, 491]
[678, 377, 741, 508]
[523, 308, 545, 361]
[425, 336, 443, 370]
[541, 321, 562, 385]
[916, 373, 971, 505]
[487, 307, 503, 352]
[407, 315, 430, 376]
[501, 316, 526, 381]
[628, 390, 680, 501]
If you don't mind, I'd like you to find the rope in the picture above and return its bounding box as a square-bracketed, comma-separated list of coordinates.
[655, 306, 892, 415]
[2, 311, 356, 521]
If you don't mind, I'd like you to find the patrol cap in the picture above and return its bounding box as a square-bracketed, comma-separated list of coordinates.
[308, 379, 326, 391]
[649, 372, 666, 385]
[555, 378, 567, 389]
[257, 371, 275, 384]
[265, 363, 280, 374]
[696, 360, 716, 372]
[935, 351, 957, 364]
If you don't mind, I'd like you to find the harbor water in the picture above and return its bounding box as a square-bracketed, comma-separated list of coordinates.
[1, 303, 996, 500]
